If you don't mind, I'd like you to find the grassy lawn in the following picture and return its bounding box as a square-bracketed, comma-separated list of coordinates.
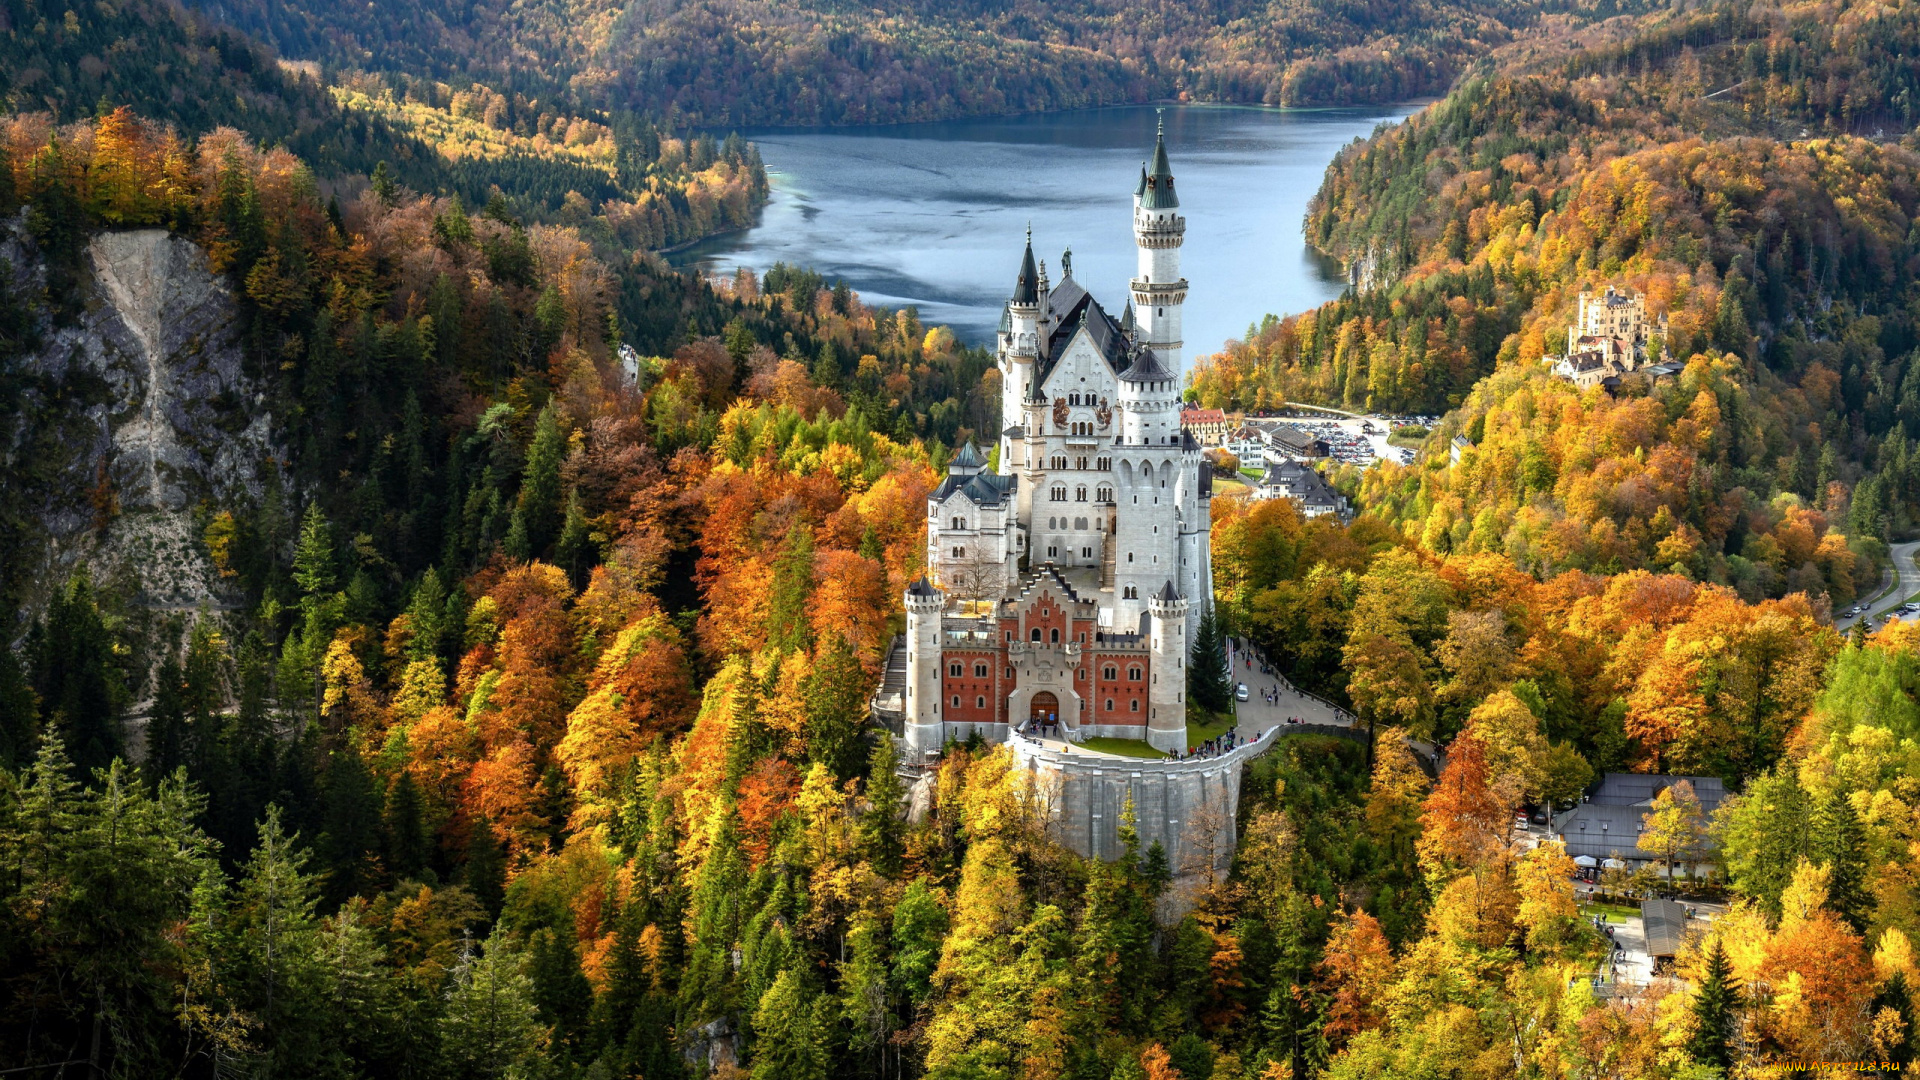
[1239, 467, 1264, 480]
[1186, 711, 1237, 747]
[1079, 737, 1169, 760]
[1580, 901, 1640, 924]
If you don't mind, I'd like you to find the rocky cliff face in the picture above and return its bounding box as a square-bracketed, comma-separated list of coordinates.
[9, 226, 278, 615]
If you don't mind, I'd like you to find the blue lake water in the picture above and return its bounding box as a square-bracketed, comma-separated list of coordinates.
[673, 103, 1419, 355]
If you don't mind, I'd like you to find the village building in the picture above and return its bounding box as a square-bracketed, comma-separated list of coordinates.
[1253, 459, 1346, 518]
[1181, 406, 1231, 445]
[1553, 772, 1725, 871]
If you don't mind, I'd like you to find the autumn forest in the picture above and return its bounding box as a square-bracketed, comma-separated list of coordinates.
[0, 0, 1916, 1078]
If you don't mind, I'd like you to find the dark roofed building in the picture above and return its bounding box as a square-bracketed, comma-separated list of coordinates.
[1554, 773, 1725, 868]
[1267, 424, 1329, 459]
[1640, 898, 1690, 962]
[1257, 460, 1346, 519]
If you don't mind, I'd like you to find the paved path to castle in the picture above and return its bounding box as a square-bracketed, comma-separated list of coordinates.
[1221, 640, 1353, 737]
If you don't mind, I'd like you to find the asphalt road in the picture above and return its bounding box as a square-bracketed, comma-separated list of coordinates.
[1838, 539, 1920, 630]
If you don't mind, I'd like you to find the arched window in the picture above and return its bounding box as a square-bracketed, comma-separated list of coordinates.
[1074, 517, 1087, 530]
[951, 695, 961, 708]
[1051, 486, 1066, 502]
[1128, 666, 1142, 681]
[1050, 628, 1060, 643]
[1127, 552, 1134, 563]
[1075, 486, 1087, 502]
[1103, 665, 1117, 680]
[974, 662, 988, 677]
[1105, 698, 1114, 711]
[1130, 699, 1140, 712]
[1031, 628, 1043, 641]
[1097, 486, 1112, 503]
[976, 695, 986, 708]
[952, 517, 965, 529]
[948, 663, 962, 677]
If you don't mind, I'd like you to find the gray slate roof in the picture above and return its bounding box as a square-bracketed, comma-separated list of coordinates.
[1554, 773, 1724, 862]
[933, 469, 1017, 507]
[1641, 899, 1689, 958]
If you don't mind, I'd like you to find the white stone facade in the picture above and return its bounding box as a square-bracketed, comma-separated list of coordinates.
[901, 120, 1214, 760]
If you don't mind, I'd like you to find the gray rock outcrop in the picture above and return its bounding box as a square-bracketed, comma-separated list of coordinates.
[9, 226, 278, 614]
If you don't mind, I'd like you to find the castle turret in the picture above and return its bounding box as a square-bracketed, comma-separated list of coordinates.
[1001, 230, 1042, 470]
[1131, 113, 1187, 376]
[1146, 580, 1190, 752]
[903, 577, 946, 760]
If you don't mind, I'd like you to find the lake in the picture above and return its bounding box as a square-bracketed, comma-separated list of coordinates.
[672, 103, 1419, 356]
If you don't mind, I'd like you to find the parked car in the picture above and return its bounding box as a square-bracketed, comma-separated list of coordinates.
[1235, 683, 1250, 702]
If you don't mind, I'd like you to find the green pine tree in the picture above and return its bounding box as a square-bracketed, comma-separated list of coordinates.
[1189, 605, 1235, 717]
[440, 933, 545, 1080]
[767, 521, 816, 655]
[750, 969, 829, 1080]
[508, 403, 566, 561]
[860, 733, 906, 878]
[1810, 789, 1873, 933]
[30, 569, 127, 778]
[464, 816, 509, 922]
[1686, 936, 1740, 1070]
[805, 635, 867, 780]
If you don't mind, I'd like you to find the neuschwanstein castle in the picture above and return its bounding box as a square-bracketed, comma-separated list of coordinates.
[890, 121, 1214, 761]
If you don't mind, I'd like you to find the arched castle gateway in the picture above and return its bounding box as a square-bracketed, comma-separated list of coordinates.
[892, 118, 1214, 762]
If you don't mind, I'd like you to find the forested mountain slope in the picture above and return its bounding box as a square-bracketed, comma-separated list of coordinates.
[0, 0, 770, 248]
[0, 2, 1913, 1079]
[186, 0, 1646, 125]
[1190, 0, 1920, 596]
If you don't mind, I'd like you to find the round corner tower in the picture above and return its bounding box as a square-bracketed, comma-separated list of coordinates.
[1146, 580, 1190, 752]
[903, 577, 946, 760]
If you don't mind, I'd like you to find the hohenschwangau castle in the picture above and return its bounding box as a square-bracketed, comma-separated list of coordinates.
[897, 121, 1213, 761]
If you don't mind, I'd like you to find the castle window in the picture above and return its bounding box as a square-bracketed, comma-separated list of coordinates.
[949, 663, 962, 677]
[1048, 545, 1058, 557]
[1050, 486, 1066, 502]
[1050, 628, 1060, 643]
[1074, 517, 1087, 530]
[1097, 486, 1112, 503]
[1098, 458, 1110, 471]
[1127, 553, 1134, 563]
[951, 695, 961, 708]
[976, 696, 986, 708]
[974, 663, 988, 677]
[1130, 699, 1140, 712]
[952, 517, 965, 529]
[1128, 666, 1142, 681]
[1075, 487, 1087, 502]
[1082, 547, 1092, 559]
[952, 546, 965, 557]
[1007, 667, 1015, 678]
[1106, 698, 1114, 711]
[1032, 628, 1042, 641]
[1103, 665, 1116, 680]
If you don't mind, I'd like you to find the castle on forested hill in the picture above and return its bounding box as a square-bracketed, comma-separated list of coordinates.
[891, 119, 1213, 761]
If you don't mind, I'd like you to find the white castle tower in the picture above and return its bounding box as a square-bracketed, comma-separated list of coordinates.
[903, 577, 946, 759]
[1131, 113, 1186, 371]
[889, 118, 1213, 761]
[1145, 581, 1190, 751]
